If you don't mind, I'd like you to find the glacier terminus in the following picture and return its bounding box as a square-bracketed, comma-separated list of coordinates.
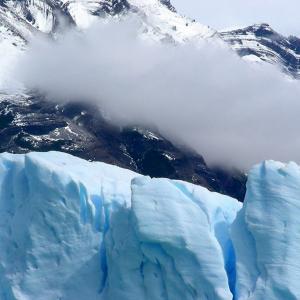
[0, 151, 299, 300]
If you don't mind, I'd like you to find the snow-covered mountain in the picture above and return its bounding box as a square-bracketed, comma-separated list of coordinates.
[1, 0, 299, 81]
[1, 0, 299, 76]
[0, 0, 247, 201]
[0, 0, 298, 201]
[0, 0, 214, 44]
[220, 23, 300, 78]
[0, 151, 299, 299]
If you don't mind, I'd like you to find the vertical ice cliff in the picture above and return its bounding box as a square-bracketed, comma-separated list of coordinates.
[103, 177, 240, 300]
[0, 151, 241, 300]
[0, 152, 136, 299]
[1, 151, 300, 300]
[232, 161, 300, 300]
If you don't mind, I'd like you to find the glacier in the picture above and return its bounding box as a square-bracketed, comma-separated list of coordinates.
[0, 151, 299, 300]
[232, 161, 300, 300]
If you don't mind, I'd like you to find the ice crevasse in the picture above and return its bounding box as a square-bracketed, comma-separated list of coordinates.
[0, 151, 299, 300]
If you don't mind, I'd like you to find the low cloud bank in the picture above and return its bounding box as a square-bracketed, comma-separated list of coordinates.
[14, 19, 300, 170]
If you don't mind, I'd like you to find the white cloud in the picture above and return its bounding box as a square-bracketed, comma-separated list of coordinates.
[14, 19, 300, 170]
[172, 0, 300, 36]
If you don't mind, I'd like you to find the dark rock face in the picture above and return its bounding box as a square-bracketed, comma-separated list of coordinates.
[88, 0, 130, 17]
[159, 0, 176, 12]
[220, 24, 300, 78]
[0, 94, 246, 201]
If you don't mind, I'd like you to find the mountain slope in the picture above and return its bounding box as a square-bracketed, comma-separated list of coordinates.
[220, 23, 300, 78]
[0, 0, 214, 43]
[1, 0, 299, 77]
[0, 93, 246, 200]
[127, 0, 214, 42]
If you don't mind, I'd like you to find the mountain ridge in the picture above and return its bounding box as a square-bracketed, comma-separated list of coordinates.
[220, 23, 300, 78]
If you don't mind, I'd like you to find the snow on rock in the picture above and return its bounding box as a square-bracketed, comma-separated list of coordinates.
[57, 0, 215, 41]
[220, 24, 300, 78]
[232, 161, 300, 300]
[127, 0, 215, 43]
[59, 0, 131, 29]
[0, 151, 241, 299]
[5, 0, 55, 33]
[0, 0, 217, 93]
[60, 0, 106, 29]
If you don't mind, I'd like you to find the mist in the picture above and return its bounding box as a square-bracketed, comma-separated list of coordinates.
[14, 18, 300, 170]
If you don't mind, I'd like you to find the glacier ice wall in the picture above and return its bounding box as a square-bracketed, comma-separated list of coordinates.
[103, 177, 240, 300]
[0, 151, 299, 300]
[0, 152, 136, 300]
[232, 161, 300, 300]
[0, 151, 240, 300]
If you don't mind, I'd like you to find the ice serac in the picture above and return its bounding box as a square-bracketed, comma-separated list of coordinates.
[0, 151, 136, 300]
[104, 177, 241, 299]
[0, 151, 241, 300]
[232, 161, 300, 300]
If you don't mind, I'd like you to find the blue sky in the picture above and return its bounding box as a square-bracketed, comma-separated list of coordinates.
[172, 0, 300, 36]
